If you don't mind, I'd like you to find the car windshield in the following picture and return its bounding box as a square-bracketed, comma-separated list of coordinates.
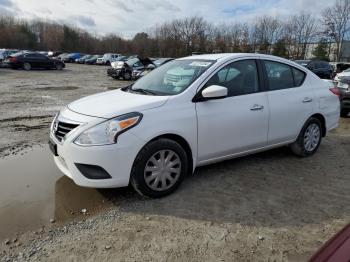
[130, 59, 215, 95]
[343, 68, 350, 72]
[126, 58, 139, 66]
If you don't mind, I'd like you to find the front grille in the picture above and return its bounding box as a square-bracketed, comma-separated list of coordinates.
[55, 121, 79, 142]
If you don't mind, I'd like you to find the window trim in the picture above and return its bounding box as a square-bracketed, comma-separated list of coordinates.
[193, 58, 263, 102]
[261, 59, 306, 92]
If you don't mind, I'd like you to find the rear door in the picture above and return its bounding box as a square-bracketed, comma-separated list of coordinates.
[262, 59, 314, 145]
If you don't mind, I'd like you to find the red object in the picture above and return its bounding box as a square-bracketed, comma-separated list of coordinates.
[329, 88, 340, 97]
[309, 224, 350, 262]
[9, 56, 16, 62]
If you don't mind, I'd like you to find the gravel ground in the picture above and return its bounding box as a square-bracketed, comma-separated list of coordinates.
[0, 64, 350, 261]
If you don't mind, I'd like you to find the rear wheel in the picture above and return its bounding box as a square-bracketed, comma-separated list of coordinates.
[130, 138, 188, 198]
[56, 63, 63, 70]
[291, 117, 322, 157]
[23, 62, 31, 71]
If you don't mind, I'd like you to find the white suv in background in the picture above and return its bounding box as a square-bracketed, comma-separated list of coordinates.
[96, 53, 121, 65]
[49, 53, 340, 198]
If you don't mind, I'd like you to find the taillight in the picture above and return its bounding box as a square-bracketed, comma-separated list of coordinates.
[9, 57, 16, 62]
[329, 87, 340, 97]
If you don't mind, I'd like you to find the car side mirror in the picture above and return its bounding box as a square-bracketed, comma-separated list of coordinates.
[201, 85, 228, 100]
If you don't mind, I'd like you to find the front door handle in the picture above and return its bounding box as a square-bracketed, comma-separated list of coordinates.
[250, 104, 264, 111]
[303, 97, 313, 103]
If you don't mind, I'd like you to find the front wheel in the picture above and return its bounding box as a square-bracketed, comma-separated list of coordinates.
[290, 117, 322, 157]
[123, 71, 131, 80]
[130, 138, 188, 198]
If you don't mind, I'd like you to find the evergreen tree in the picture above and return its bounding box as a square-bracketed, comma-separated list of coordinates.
[312, 39, 329, 61]
[272, 39, 288, 58]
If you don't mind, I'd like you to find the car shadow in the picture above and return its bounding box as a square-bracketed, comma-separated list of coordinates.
[90, 136, 350, 228]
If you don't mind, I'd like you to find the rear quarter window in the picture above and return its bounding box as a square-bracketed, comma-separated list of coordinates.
[292, 68, 306, 87]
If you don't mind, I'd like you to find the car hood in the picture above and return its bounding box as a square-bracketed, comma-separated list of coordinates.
[67, 89, 169, 119]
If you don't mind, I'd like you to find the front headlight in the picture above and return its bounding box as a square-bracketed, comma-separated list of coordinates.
[337, 82, 349, 90]
[74, 112, 142, 146]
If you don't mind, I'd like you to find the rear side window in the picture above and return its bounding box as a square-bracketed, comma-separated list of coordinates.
[264, 61, 294, 90]
[263, 60, 306, 91]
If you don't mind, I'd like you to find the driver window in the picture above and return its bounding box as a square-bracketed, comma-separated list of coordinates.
[205, 60, 259, 97]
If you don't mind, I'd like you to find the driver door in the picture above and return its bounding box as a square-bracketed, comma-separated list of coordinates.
[195, 59, 269, 163]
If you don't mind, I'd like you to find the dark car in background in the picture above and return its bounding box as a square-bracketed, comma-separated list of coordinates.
[132, 58, 174, 79]
[107, 57, 154, 80]
[85, 55, 102, 65]
[295, 60, 333, 79]
[5, 52, 65, 70]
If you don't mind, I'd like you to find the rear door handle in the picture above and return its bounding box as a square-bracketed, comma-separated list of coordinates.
[303, 97, 313, 103]
[250, 104, 264, 111]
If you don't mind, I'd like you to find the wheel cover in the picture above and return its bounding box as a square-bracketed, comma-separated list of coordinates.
[144, 150, 181, 191]
[304, 123, 320, 152]
[24, 63, 30, 70]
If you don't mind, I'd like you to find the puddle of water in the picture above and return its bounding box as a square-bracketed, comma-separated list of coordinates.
[0, 146, 111, 240]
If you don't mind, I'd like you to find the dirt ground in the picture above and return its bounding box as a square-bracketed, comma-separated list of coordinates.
[0, 64, 350, 262]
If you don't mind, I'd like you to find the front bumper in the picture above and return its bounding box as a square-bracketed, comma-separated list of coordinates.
[49, 111, 145, 188]
[107, 68, 124, 78]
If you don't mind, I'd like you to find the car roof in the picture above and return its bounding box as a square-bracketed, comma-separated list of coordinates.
[179, 53, 289, 61]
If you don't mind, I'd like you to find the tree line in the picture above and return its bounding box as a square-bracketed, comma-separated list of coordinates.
[0, 0, 349, 61]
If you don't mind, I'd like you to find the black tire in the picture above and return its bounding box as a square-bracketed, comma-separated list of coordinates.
[290, 117, 322, 157]
[23, 62, 31, 71]
[106, 61, 111, 66]
[56, 63, 63, 70]
[123, 71, 131, 81]
[341, 109, 349, 118]
[130, 138, 188, 198]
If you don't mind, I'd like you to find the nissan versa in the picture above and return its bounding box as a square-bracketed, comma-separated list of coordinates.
[49, 53, 340, 198]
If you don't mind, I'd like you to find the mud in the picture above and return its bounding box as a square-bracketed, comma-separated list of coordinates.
[0, 64, 350, 261]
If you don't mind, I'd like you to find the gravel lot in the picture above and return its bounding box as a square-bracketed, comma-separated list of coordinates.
[0, 64, 350, 261]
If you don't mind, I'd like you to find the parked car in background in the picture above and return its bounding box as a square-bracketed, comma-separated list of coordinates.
[330, 62, 350, 77]
[85, 55, 102, 65]
[63, 53, 82, 63]
[5, 52, 65, 70]
[108, 57, 154, 80]
[336, 79, 350, 117]
[76, 54, 92, 64]
[334, 67, 350, 82]
[49, 53, 339, 198]
[295, 60, 333, 79]
[132, 58, 174, 79]
[56, 53, 69, 61]
[96, 53, 121, 65]
[0, 49, 18, 62]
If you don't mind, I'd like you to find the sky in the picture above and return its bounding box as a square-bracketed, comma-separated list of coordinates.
[0, 0, 335, 38]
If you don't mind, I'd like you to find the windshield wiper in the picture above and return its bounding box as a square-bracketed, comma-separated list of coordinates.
[131, 88, 158, 96]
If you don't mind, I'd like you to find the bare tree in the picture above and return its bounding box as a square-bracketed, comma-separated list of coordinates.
[322, 0, 350, 61]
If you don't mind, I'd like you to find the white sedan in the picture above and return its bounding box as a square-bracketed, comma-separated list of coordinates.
[49, 53, 340, 198]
